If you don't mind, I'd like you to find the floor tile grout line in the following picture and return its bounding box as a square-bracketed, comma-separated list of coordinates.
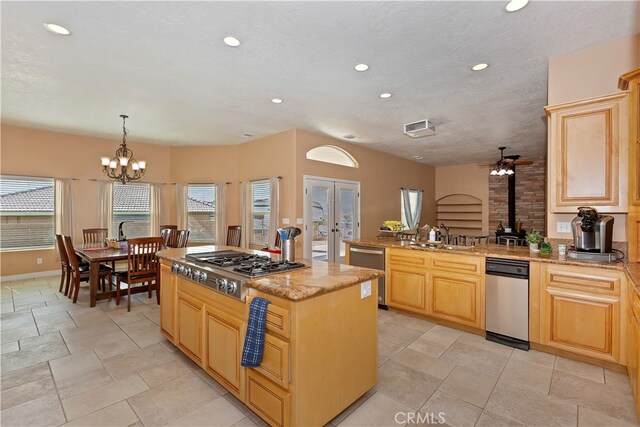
[47, 358, 70, 424]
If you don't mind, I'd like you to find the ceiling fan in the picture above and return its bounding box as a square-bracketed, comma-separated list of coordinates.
[478, 147, 534, 176]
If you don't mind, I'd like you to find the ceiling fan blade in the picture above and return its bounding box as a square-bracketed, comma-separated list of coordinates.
[514, 160, 534, 165]
[476, 164, 495, 167]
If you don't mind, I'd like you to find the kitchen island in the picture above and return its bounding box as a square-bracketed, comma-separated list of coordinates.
[156, 246, 383, 427]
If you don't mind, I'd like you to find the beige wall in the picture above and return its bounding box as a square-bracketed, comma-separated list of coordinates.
[548, 34, 640, 105]
[293, 129, 436, 241]
[547, 34, 640, 241]
[0, 124, 172, 276]
[435, 164, 489, 235]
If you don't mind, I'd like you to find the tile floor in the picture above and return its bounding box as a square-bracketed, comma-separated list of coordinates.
[1, 275, 638, 427]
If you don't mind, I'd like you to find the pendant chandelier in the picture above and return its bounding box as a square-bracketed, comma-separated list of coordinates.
[101, 114, 146, 184]
[489, 146, 514, 176]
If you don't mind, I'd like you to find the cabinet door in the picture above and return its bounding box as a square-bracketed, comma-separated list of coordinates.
[386, 263, 427, 314]
[542, 287, 620, 362]
[546, 92, 628, 212]
[204, 305, 244, 396]
[159, 265, 177, 341]
[627, 307, 638, 396]
[177, 290, 204, 364]
[427, 271, 483, 329]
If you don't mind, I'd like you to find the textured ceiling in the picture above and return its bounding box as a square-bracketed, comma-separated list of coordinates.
[1, 1, 637, 166]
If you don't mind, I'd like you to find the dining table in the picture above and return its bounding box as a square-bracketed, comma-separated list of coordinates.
[75, 243, 129, 307]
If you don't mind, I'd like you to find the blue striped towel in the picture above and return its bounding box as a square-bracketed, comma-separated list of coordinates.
[241, 297, 271, 368]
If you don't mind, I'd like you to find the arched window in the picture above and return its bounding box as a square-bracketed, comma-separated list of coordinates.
[305, 145, 358, 168]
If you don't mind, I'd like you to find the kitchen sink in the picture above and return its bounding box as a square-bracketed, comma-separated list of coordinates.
[410, 242, 474, 250]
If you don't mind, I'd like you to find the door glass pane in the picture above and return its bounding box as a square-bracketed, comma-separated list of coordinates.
[311, 186, 330, 261]
[337, 188, 355, 263]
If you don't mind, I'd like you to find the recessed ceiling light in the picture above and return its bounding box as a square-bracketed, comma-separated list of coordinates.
[343, 134, 360, 140]
[354, 63, 369, 72]
[240, 133, 255, 138]
[43, 22, 70, 35]
[505, 0, 529, 12]
[471, 63, 489, 71]
[271, 98, 283, 104]
[412, 155, 424, 160]
[223, 36, 241, 47]
[380, 93, 392, 99]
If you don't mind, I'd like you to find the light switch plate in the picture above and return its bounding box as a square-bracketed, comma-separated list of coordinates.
[282, 218, 290, 225]
[557, 222, 571, 233]
[296, 218, 304, 225]
[361, 280, 372, 299]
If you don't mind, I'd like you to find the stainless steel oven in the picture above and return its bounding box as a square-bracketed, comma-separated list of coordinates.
[348, 245, 386, 308]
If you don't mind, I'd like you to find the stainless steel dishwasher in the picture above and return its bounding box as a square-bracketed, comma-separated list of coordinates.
[348, 245, 386, 308]
[485, 257, 529, 350]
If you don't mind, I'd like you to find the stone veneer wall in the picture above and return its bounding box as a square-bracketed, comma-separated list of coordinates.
[489, 156, 546, 235]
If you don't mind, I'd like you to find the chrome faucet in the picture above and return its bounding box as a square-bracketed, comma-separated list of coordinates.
[439, 223, 450, 244]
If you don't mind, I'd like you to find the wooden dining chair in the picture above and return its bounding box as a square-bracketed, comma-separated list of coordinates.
[160, 224, 177, 231]
[83, 228, 108, 245]
[274, 231, 281, 249]
[63, 235, 112, 303]
[174, 230, 190, 248]
[227, 225, 241, 247]
[115, 237, 163, 311]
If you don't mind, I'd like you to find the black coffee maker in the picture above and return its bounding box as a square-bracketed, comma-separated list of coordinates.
[571, 207, 614, 253]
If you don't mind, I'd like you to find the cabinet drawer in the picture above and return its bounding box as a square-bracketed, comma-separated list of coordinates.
[246, 371, 290, 427]
[247, 297, 290, 339]
[387, 248, 429, 269]
[252, 333, 290, 390]
[545, 265, 622, 295]
[430, 253, 483, 276]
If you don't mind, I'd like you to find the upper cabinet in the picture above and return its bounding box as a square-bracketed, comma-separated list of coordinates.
[545, 92, 629, 213]
[619, 67, 640, 263]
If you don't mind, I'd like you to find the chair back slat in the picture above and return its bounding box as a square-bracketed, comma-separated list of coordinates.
[160, 228, 175, 247]
[83, 228, 108, 244]
[127, 237, 163, 280]
[56, 234, 70, 267]
[63, 235, 81, 272]
[227, 225, 241, 247]
[274, 232, 281, 249]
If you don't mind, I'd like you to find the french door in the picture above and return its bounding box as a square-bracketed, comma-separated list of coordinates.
[303, 177, 360, 264]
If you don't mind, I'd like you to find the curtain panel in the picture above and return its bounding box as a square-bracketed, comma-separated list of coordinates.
[150, 183, 163, 236]
[268, 177, 280, 248]
[54, 178, 74, 238]
[98, 181, 113, 237]
[215, 183, 227, 245]
[176, 183, 188, 230]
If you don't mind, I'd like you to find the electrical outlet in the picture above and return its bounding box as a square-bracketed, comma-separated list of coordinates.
[36, 257, 43, 265]
[361, 280, 372, 299]
[282, 218, 290, 225]
[557, 222, 571, 233]
[296, 218, 303, 225]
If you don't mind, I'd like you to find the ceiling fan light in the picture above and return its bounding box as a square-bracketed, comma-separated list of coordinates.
[490, 169, 498, 176]
[498, 169, 507, 176]
[506, 169, 514, 175]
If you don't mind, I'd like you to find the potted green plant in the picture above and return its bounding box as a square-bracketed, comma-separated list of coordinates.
[526, 230, 543, 252]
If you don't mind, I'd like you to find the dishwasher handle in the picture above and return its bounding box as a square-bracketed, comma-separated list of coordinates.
[349, 247, 385, 255]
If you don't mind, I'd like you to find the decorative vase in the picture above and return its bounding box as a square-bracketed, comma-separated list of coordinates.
[529, 243, 539, 252]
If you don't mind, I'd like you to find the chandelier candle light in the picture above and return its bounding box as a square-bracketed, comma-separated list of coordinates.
[101, 114, 146, 184]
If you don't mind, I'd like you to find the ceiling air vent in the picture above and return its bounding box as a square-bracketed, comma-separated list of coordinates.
[404, 119, 436, 138]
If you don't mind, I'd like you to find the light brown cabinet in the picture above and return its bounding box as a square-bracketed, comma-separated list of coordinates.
[386, 248, 485, 330]
[159, 264, 177, 340]
[619, 67, 640, 263]
[176, 289, 204, 364]
[545, 92, 629, 213]
[427, 271, 483, 329]
[627, 284, 640, 419]
[204, 304, 244, 398]
[533, 263, 626, 364]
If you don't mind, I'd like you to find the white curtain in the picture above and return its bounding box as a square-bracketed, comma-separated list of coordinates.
[401, 188, 423, 229]
[150, 183, 162, 236]
[215, 183, 227, 245]
[176, 183, 188, 230]
[268, 177, 280, 248]
[54, 178, 74, 238]
[98, 180, 113, 238]
[240, 181, 250, 248]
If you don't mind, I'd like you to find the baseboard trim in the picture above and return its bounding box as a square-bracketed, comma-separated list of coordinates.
[0, 270, 60, 282]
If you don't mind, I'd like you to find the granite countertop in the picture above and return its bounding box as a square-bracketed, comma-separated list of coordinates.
[156, 245, 384, 302]
[345, 239, 640, 293]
